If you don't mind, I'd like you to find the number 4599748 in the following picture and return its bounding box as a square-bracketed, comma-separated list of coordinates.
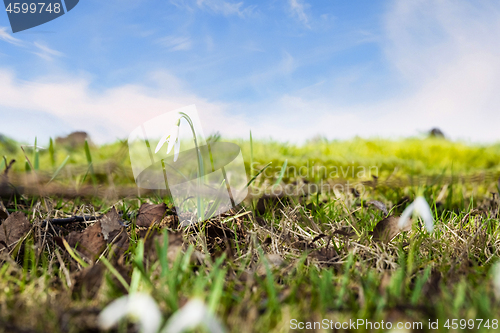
[5, 3, 61, 14]
[444, 319, 498, 330]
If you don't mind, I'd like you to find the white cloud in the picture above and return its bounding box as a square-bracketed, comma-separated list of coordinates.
[288, 0, 310, 28]
[0, 68, 250, 144]
[0, 27, 24, 47]
[243, 0, 500, 143]
[0, 27, 64, 61]
[1, 0, 500, 145]
[157, 36, 192, 51]
[196, 0, 254, 17]
[33, 41, 64, 61]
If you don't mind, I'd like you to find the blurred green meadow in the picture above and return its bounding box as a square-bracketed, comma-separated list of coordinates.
[1, 132, 500, 333]
[3, 133, 500, 182]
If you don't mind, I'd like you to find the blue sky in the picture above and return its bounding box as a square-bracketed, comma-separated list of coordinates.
[1, 0, 500, 144]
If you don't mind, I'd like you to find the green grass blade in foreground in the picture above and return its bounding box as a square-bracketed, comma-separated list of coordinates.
[273, 159, 287, 190]
[48, 155, 70, 184]
[49, 138, 55, 168]
[34, 137, 39, 171]
[258, 247, 279, 313]
[100, 257, 130, 292]
[208, 266, 226, 313]
[179, 111, 205, 222]
[84, 139, 97, 186]
[245, 162, 272, 188]
[61, 238, 88, 268]
[250, 130, 254, 180]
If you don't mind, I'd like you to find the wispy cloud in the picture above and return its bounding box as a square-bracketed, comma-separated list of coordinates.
[196, 0, 254, 17]
[288, 0, 310, 28]
[0, 27, 64, 61]
[157, 36, 192, 51]
[0, 27, 24, 47]
[0, 68, 248, 144]
[32, 42, 64, 61]
[241, 0, 500, 143]
[170, 0, 195, 11]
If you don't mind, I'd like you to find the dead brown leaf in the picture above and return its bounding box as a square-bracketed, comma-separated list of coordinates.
[71, 263, 105, 298]
[367, 200, 388, 215]
[141, 229, 186, 263]
[66, 208, 129, 260]
[372, 215, 410, 244]
[0, 211, 31, 250]
[100, 207, 122, 241]
[136, 203, 167, 227]
[66, 221, 106, 260]
[72, 261, 130, 298]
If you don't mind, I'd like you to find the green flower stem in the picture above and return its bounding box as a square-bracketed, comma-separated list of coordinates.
[179, 112, 205, 222]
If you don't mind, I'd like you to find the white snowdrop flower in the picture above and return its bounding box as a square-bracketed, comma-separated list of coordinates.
[491, 262, 500, 300]
[398, 196, 434, 233]
[98, 293, 162, 333]
[161, 299, 226, 333]
[155, 119, 181, 162]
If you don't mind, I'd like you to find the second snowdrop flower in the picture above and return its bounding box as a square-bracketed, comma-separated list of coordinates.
[161, 299, 226, 333]
[398, 196, 434, 233]
[98, 293, 162, 333]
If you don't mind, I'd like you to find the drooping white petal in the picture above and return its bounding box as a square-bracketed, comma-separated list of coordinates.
[98, 293, 162, 333]
[414, 196, 434, 233]
[167, 125, 180, 154]
[173, 136, 180, 162]
[397, 197, 434, 233]
[155, 133, 171, 154]
[98, 296, 130, 330]
[398, 202, 415, 230]
[161, 299, 226, 333]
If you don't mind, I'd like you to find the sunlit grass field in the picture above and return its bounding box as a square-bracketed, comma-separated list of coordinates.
[1, 134, 500, 332]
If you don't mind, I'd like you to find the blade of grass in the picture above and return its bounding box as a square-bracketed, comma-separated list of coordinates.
[245, 162, 272, 188]
[220, 211, 251, 224]
[410, 266, 431, 305]
[258, 247, 279, 313]
[49, 137, 55, 168]
[61, 238, 89, 268]
[250, 130, 254, 180]
[34, 137, 39, 171]
[100, 256, 130, 292]
[208, 266, 226, 313]
[273, 159, 287, 190]
[84, 140, 97, 186]
[48, 155, 70, 184]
